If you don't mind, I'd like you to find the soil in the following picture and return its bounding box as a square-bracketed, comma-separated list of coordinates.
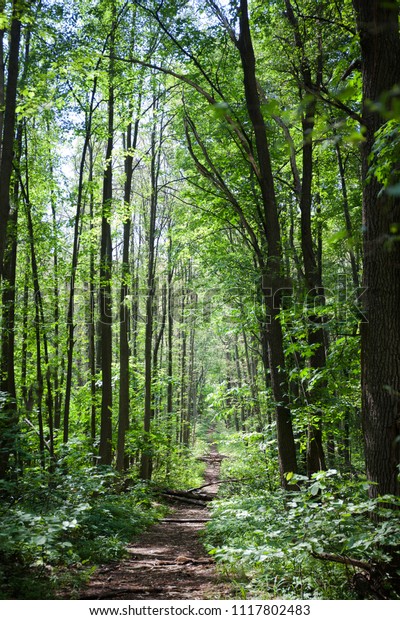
[80, 445, 231, 600]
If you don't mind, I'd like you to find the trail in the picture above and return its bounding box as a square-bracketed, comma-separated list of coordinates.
[80, 444, 230, 600]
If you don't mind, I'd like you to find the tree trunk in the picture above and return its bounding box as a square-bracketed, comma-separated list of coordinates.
[63, 80, 98, 444]
[116, 119, 136, 472]
[88, 143, 97, 449]
[99, 27, 115, 466]
[0, 0, 5, 165]
[179, 275, 187, 446]
[237, 0, 298, 483]
[353, 0, 400, 497]
[0, 0, 20, 274]
[140, 110, 159, 480]
[0, 181, 18, 477]
[335, 142, 360, 290]
[283, 0, 326, 476]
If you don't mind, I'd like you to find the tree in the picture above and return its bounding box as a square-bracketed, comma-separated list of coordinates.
[0, 0, 21, 274]
[98, 2, 116, 466]
[353, 0, 400, 498]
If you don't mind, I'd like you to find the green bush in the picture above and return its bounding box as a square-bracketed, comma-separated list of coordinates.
[0, 465, 165, 599]
[205, 438, 400, 600]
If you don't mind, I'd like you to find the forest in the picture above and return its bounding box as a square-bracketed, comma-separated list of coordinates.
[0, 0, 400, 602]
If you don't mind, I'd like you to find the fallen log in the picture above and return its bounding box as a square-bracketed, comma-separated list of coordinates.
[159, 492, 207, 506]
[158, 488, 214, 502]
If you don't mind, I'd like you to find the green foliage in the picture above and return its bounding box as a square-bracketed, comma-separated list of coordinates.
[368, 119, 400, 195]
[0, 463, 165, 599]
[217, 431, 280, 493]
[206, 438, 400, 599]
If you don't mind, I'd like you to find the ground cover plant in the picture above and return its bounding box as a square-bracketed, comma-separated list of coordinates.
[206, 433, 400, 599]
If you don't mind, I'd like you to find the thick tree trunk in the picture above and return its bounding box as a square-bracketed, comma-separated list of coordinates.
[0, 0, 5, 165]
[0, 186, 18, 478]
[353, 0, 400, 497]
[0, 0, 20, 274]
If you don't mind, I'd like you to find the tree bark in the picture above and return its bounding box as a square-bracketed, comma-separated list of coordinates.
[0, 0, 20, 274]
[237, 0, 298, 483]
[353, 0, 400, 497]
[99, 25, 115, 466]
[140, 107, 159, 479]
[0, 179, 18, 478]
[63, 80, 98, 444]
[283, 0, 326, 476]
[116, 118, 137, 472]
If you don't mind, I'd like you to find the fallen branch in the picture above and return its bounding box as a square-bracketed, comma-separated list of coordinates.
[159, 492, 207, 507]
[312, 551, 372, 571]
[198, 454, 226, 462]
[160, 518, 210, 523]
[158, 488, 214, 502]
[24, 418, 51, 452]
[187, 478, 242, 493]
[128, 556, 212, 566]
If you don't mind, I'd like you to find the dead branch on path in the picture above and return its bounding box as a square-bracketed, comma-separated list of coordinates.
[187, 478, 242, 493]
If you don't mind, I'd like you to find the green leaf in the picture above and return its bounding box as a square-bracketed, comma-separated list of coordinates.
[309, 482, 320, 496]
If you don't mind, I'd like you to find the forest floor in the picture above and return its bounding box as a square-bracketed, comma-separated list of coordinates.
[79, 445, 232, 600]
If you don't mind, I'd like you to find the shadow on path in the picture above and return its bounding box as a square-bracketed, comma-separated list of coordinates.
[80, 444, 230, 600]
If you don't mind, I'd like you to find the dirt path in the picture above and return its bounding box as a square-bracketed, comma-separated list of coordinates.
[80, 445, 229, 600]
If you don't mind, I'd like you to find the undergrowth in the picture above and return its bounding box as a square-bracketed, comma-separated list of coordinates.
[206, 432, 400, 600]
[0, 463, 165, 599]
[0, 434, 209, 599]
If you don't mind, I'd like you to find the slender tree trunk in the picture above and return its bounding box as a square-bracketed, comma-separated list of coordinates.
[234, 338, 246, 431]
[237, 0, 297, 484]
[179, 275, 187, 446]
[99, 23, 115, 466]
[88, 143, 97, 449]
[21, 257, 29, 411]
[116, 117, 137, 472]
[48, 157, 61, 431]
[63, 80, 98, 444]
[335, 143, 360, 290]
[283, 0, 326, 475]
[166, 233, 174, 471]
[152, 281, 167, 419]
[185, 286, 196, 445]
[140, 113, 159, 480]
[225, 347, 238, 431]
[131, 220, 140, 364]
